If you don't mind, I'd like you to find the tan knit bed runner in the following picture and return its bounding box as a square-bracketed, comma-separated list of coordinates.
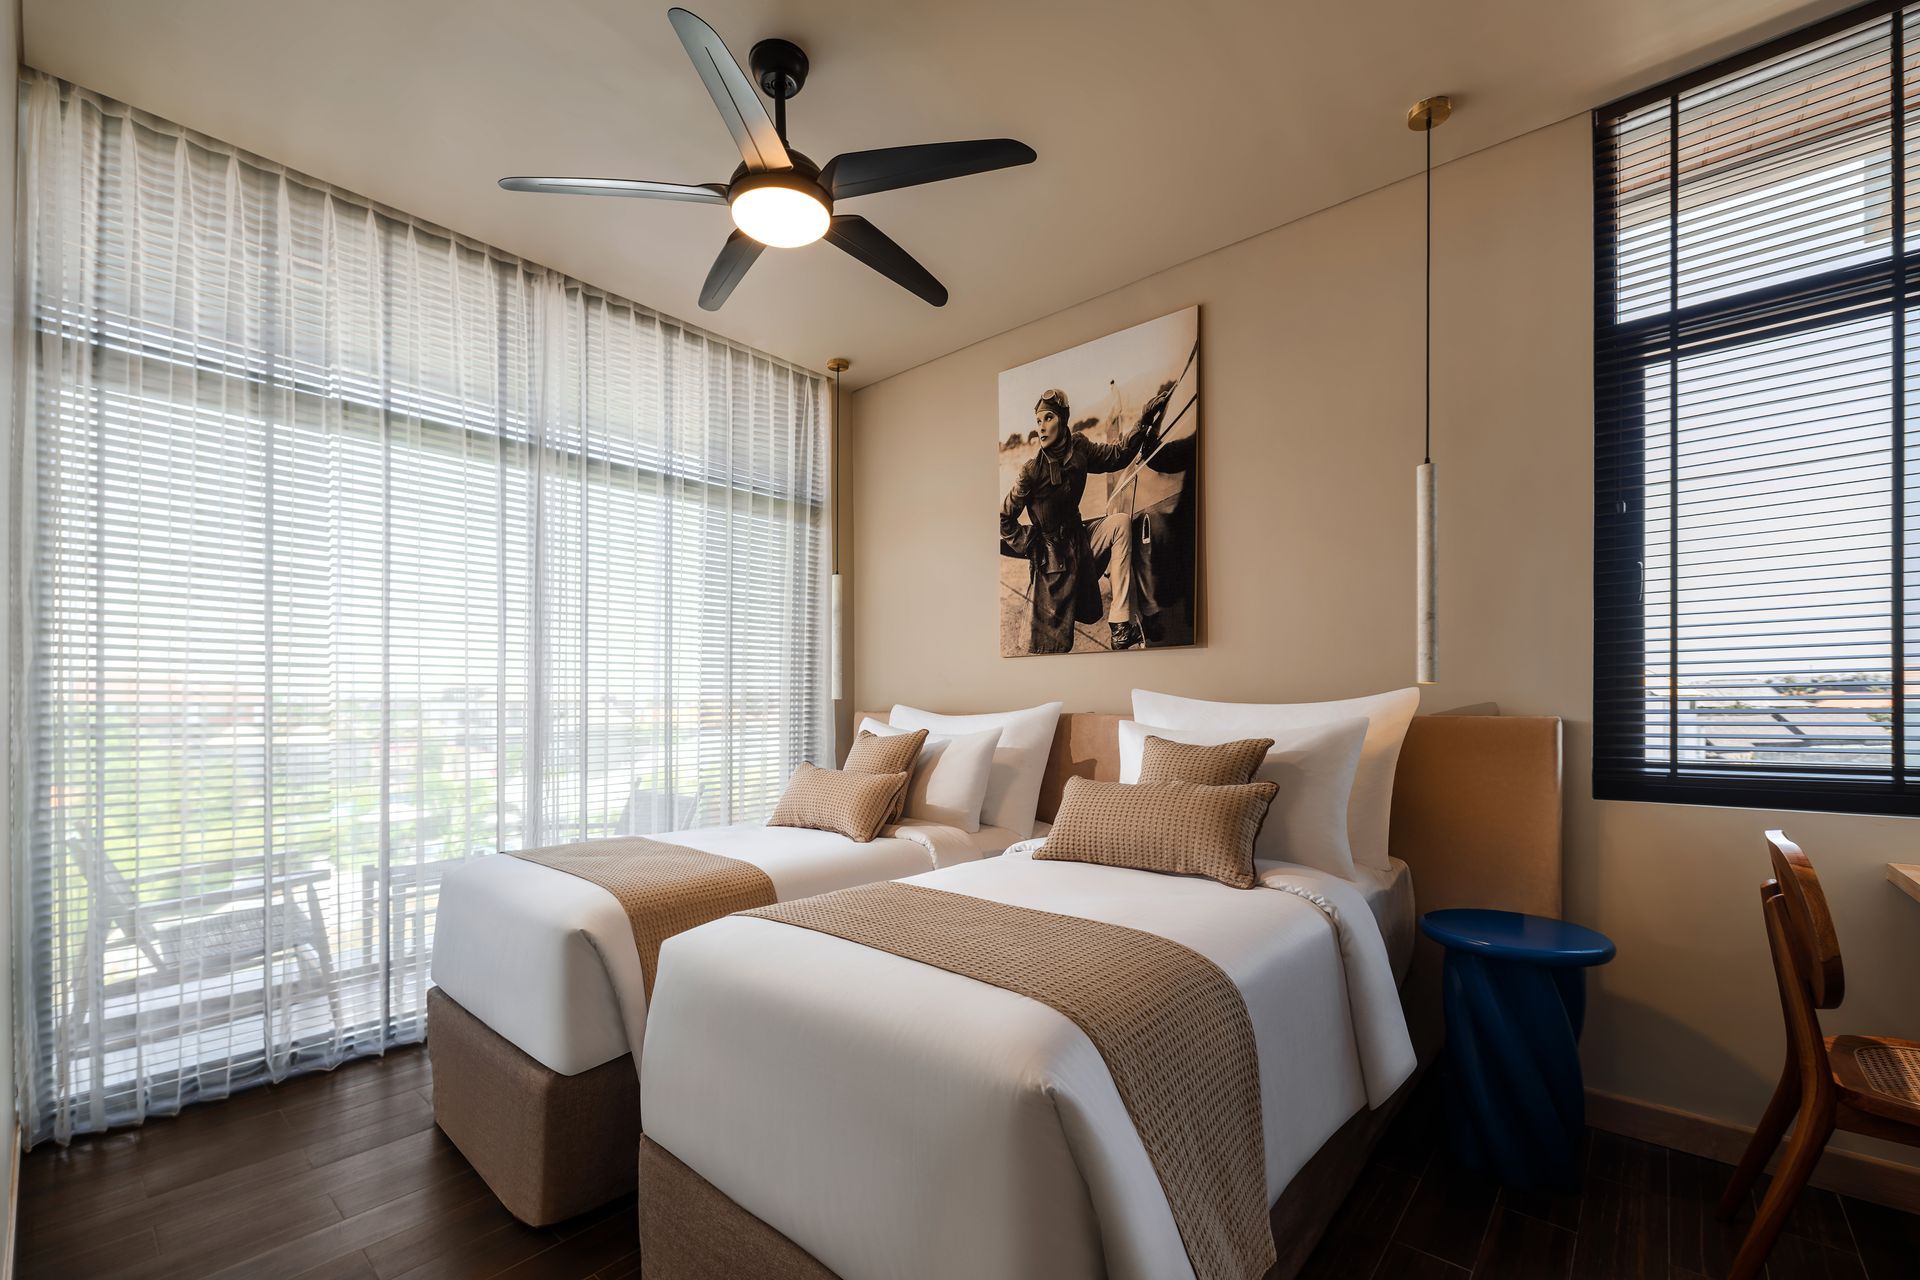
[510, 838, 775, 999]
[745, 881, 1272, 1280]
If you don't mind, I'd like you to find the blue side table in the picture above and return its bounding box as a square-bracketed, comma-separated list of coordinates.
[1418, 908, 1616, 1190]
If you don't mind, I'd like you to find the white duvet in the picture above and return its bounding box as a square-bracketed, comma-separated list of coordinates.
[641, 853, 1417, 1280]
[431, 819, 1023, 1075]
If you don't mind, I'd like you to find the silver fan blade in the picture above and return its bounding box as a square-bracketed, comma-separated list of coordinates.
[498, 177, 727, 204]
[667, 8, 792, 173]
[700, 231, 764, 310]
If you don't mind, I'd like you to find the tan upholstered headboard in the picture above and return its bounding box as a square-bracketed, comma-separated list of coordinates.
[854, 709, 1563, 918]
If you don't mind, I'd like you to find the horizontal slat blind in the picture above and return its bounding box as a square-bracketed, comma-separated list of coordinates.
[1595, 1, 1920, 813]
[17, 72, 828, 1145]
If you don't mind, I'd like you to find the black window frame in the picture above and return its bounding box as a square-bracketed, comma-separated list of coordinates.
[1593, 0, 1920, 817]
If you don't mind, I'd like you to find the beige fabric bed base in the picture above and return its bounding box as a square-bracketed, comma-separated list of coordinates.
[426, 987, 639, 1226]
[638, 1068, 1419, 1280]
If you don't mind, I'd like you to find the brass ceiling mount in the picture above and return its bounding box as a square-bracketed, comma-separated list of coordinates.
[826, 357, 850, 373]
[1407, 95, 1453, 132]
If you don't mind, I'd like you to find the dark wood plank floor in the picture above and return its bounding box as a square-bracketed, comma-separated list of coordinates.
[17, 1045, 637, 1279]
[18, 1046, 1919, 1278]
[1300, 1072, 1920, 1279]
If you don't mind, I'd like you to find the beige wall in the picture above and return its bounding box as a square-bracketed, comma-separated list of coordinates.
[846, 114, 1920, 1165]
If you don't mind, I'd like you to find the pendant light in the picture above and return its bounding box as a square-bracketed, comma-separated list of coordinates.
[1408, 96, 1450, 686]
[827, 357, 850, 702]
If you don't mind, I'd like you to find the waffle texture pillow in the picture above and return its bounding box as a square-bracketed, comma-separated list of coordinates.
[769, 763, 909, 843]
[1037, 776, 1280, 889]
[1136, 734, 1274, 786]
[1118, 718, 1368, 880]
[844, 727, 927, 775]
[856, 719, 1004, 831]
[1132, 687, 1419, 872]
[843, 727, 928, 822]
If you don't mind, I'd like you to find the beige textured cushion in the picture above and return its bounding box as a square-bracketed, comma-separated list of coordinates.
[769, 762, 908, 843]
[844, 728, 929, 821]
[1136, 735, 1274, 787]
[1038, 776, 1281, 889]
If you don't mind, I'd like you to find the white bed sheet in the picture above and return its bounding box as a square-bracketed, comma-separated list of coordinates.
[641, 855, 1416, 1280]
[1353, 856, 1416, 982]
[1004, 837, 1416, 979]
[430, 819, 1034, 1075]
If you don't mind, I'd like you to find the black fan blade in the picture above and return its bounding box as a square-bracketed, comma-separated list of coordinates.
[824, 215, 947, 306]
[667, 8, 792, 172]
[820, 140, 1036, 201]
[499, 176, 727, 204]
[699, 231, 764, 310]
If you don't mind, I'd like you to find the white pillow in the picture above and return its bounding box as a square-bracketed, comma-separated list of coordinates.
[888, 702, 1064, 838]
[1118, 718, 1368, 880]
[1131, 688, 1420, 872]
[857, 719, 1003, 832]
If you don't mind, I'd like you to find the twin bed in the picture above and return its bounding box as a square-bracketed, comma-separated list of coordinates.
[428, 702, 1564, 1278]
[430, 817, 1036, 1222]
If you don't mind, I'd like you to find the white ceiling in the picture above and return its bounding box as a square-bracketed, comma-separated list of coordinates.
[26, 0, 1855, 388]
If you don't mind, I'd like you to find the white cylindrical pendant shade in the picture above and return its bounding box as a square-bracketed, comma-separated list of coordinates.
[830, 572, 844, 702]
[1416, 462, 1437, 684]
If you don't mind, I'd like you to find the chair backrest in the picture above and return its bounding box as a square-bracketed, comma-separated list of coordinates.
[618, 787, 700, 836]
[1765, 830, 1845, 1009]
[66, 823, 172, 975]
[1759, 877, 1836, 1108]
[67, 824, 139, 922]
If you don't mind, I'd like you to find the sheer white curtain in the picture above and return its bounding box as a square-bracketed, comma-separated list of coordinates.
[13, 72, 828, 1145]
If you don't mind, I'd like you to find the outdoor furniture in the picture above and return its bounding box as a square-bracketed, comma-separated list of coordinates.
[618, 785, 701, 835]
[63, 824, 342, 1056]
[361, 855, 462, 980]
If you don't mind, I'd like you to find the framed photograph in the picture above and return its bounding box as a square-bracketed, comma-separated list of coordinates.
[997, 306, 1199, 656]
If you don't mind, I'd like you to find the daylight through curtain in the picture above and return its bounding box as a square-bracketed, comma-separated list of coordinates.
[13, 72, 828, 1144]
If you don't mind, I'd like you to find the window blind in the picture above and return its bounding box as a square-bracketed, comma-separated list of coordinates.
[1594, 0, 1920, 813]
[16, 72, 828, 1145]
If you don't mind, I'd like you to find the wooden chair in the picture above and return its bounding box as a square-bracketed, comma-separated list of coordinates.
[1717, 831, 1920, 1279]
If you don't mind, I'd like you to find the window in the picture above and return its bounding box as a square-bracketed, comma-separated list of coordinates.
[1594, 1, 1920, 814]
[17, 74, 827, 1144]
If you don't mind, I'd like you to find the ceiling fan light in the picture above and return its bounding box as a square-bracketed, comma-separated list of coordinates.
[730, 178, 830, 248]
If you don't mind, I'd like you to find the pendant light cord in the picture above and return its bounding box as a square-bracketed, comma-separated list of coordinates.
[1424, 123, 1432, 466]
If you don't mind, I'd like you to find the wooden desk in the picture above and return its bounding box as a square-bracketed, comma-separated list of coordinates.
[1890, 863, 1920, 906]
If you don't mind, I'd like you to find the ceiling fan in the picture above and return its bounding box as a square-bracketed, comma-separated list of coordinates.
[500, 7, 1036, 311]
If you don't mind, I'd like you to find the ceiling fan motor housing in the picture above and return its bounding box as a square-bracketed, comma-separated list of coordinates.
[725, 150, 829, 212]
[750, 38, 809, 99]
[729, 150, 821, 186]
